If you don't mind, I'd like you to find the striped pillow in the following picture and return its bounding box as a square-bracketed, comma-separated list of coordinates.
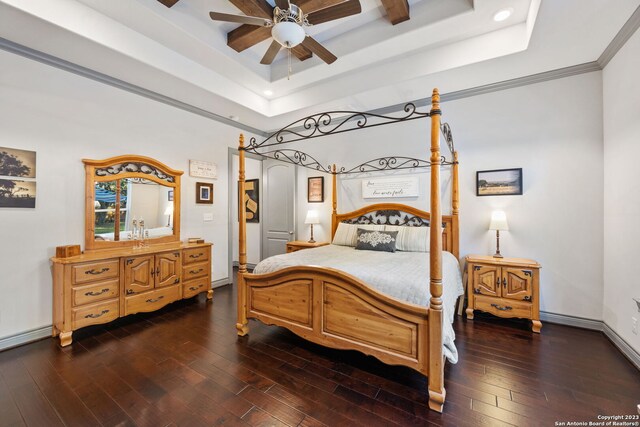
[385, 225, 431, 252]
[332, 223, 386, 247]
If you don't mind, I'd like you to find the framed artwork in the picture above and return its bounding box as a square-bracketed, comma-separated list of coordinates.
[0, 147, 37, 209]
[0, 147, 36, 178]
[196, 182, 213, 204]
[0, 180, 36, 208]
[168, 190, 174, 201]
[476, 168, 523, 196]
[307, 176, 324, 203]
[239, 179, 259, 223]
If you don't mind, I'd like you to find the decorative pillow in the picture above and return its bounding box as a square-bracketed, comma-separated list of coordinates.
[332, 223, 385, 247]
[355, 228, 398, 252]
[384, 225, 443, 252]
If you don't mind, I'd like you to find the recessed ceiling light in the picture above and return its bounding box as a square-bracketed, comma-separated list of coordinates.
[493, 8, 513, 22]
[263, 90, 273, 96]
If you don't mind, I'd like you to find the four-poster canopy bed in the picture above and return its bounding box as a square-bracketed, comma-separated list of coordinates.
[236, 89, 460, 412]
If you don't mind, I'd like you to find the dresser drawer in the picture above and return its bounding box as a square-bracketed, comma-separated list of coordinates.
[124, 285, 181, 315]
[182, 262, 208, 281]
[183, 247, 209, 265]
[72, 279, 119, 307]
[475, 295, 531, 319]
[182, 278, 210, 299]
[72, 300, 119, 330]
[71, 259, 119, 285]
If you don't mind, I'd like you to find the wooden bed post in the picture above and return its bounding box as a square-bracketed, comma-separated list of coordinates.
[331, 164, 338, 239]
[237, 134, 249, 336]
[451, 151, 460, 260]
[428, 88, 446, 412]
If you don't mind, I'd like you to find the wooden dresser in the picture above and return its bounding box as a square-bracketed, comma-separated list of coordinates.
[51, 242, 212, 346]
[465, 255, 542, 333]
[286, 241, 330, 253]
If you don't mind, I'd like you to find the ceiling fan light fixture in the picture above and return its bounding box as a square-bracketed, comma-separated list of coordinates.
[271, 21, 306, 48]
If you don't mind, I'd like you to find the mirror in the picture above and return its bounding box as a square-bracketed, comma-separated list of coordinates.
[84, 155, 182, 251]
[93, 178, 174, 241]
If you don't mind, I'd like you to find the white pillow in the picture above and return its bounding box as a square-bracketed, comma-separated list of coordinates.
[384, 225, 444, 252]
[384, 226, 427, 252]
[332, 223, 386, 247]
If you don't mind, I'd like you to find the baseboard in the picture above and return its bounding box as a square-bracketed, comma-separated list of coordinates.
[212, 278, 231, 289]
[0, 325, 51, 352]
[540, 311, 640, 370]
[539, 311, 604, 331]
[602, 322, 640, 370]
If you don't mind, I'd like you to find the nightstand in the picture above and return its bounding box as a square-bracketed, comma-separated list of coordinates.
[465, 255, 542, 333]
[286, 241, 330, 253]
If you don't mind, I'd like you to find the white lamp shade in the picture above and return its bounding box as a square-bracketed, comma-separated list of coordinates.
[489, 210, 509, 231]
[305, 210, 320, 225]
[271, 22, 306, 48]
[164, 205, 173, 216]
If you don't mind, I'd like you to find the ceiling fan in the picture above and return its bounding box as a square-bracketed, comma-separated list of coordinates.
[209, 0, 362, 66]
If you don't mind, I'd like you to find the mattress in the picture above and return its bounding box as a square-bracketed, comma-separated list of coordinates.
[253, 244, 464, 363]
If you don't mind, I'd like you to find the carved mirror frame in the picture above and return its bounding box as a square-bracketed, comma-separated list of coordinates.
[83, 155, 183, 251]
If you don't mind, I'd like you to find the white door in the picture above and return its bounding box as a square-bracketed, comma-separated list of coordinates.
[262, 159, 296, 258]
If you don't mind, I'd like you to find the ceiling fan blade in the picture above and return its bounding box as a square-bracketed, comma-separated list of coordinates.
[307, 0, 361, 25]
[260, 40, 282, 64]
[297, 0, 345, 14]
[209, 12, 272, 26]
[301, 36, 337, 64]
[273, 0, 290, 9]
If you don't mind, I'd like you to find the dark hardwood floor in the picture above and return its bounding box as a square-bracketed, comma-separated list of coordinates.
[1, 277, 639, 426]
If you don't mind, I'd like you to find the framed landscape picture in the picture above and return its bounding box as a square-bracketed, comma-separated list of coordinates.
[476, 168, 523, 196]
[196, 182, 213, 204]
[307, 176, 324, 203]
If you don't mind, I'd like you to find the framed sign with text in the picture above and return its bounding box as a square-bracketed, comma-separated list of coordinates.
[189, 160, 217, 179]
[362, 176, 419, 199]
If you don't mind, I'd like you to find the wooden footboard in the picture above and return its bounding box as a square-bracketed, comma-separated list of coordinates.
[237, 266, 438, 396]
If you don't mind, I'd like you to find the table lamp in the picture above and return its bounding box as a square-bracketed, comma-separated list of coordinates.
[305, 210, 320, 243]
[489, 210, 508, 258]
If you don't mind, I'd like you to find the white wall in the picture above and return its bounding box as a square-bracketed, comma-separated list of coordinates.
[603, 28, 640, 352]
[0, 50, 255, 340]
[294, 72, 604, 320]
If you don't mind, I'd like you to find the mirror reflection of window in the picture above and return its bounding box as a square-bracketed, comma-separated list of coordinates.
[94, 178, 174, 241]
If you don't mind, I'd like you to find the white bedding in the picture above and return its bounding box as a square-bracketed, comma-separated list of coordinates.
[253, 244, 464, 363]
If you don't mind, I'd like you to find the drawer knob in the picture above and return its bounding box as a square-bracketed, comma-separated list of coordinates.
[85, 288, 109, 297]
[85, 268, 109, 275]
[189, 285, 203, 291]
[126, 289, 135, 295]
[84, 309, 109, 319]
[490, 303, 512, 311]
[189, 268, 203, 274]
[502, 278, 507, 287]
[174, 278, 180, 284]
[146, 296, 165, 303]
[523, 296, 532, 302]
[189, 253, 203, 259]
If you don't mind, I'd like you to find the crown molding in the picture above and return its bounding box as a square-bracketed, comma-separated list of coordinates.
[598, 3, 640, 68]
[0, 37, 268, 137]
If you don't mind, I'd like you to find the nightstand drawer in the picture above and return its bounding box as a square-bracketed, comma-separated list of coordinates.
[475, 295, 531, 319]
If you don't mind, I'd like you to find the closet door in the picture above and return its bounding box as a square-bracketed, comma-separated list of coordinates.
[262, 159, 296, 259]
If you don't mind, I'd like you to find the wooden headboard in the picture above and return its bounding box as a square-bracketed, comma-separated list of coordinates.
[331, 203, 459, 259]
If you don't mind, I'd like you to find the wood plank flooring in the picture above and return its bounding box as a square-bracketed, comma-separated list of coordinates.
[1, 279, 639, 426]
